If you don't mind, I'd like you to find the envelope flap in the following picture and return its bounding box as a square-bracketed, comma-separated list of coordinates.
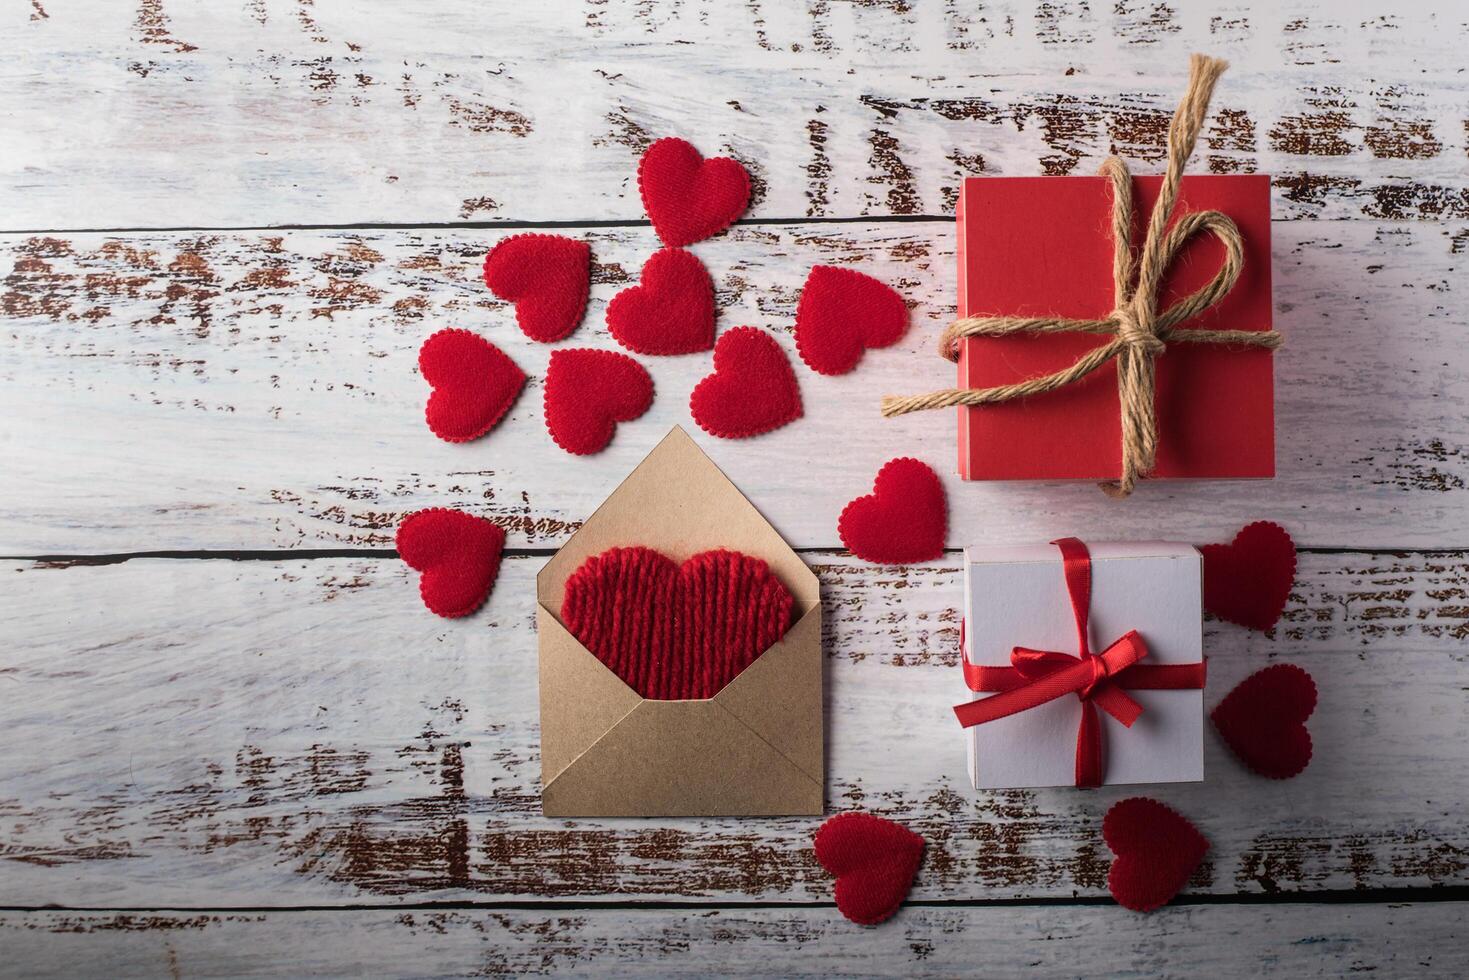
[541, 699, 823, 816]
[535, 427, 817, 613]
[714, 600, 823, 783]
[537, 604, 643, 785]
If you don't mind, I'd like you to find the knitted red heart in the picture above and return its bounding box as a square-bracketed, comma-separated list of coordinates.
[481, 233, 591, 343]
[838, 458, 946, 564]
[795, 266, 909, 376]
[1201, 521, 1297, 631]
[396, 508, 506, 618]
[638, 137, 751, 247]
[689, 327, 802, 439]
[543, 348, 654, 456]
[1104, 797, 1208, 913]
[562, 546, 794, 700]
[606, 247, 715, 355]
[814, 812, 925, 926]
[1211, 664, 1317, 779]
[418, 328, 526, 443]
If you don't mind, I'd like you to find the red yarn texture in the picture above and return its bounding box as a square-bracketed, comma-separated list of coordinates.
[606, 247, 715, 355]
[795, 265, 909, 376]
[814, 812, 925, 926]
[396, 508, 506, 619]
[481, 233, 591, 343]
[418, 328, 526, 443]
[543, 348, 654, 456]
[838, 458, 946, 564]
[562, 546, 794, 700]
[689, 327, 802, 439]
[1201, 521, 1296, 631]
[1211, 663, 1317, 779]
[637, 137, 751, 247]
[1103, 797, 1209, 913]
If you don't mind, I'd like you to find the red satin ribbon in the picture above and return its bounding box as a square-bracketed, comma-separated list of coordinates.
[954, 538, 1206, 788]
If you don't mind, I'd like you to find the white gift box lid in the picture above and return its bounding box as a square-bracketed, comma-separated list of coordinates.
[961, 541, 1203, 789]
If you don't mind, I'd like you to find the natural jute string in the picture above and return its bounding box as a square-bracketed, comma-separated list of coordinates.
[881, 54, 1282, 498]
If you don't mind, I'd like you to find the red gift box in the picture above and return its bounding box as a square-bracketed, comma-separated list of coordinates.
[954, 173, 1275, 481]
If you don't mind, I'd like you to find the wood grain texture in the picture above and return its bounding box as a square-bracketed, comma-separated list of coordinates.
[4, 551, 1467, 906]
[3, 1, 1468, 228]
[4, 219, 1467, 554]
[2, 903, 1465, 979]
[4, 2, 1468, 974]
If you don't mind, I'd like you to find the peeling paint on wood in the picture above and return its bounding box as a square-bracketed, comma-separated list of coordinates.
[4, 1, 1469, 226]
[3, 220, 1468, 552]
[3, 903, 1465, 979]
[1, 553, 1466, 905]
[3, 2, 1468, 973]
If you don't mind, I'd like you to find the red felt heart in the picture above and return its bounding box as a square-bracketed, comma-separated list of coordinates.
[562, 546, 794, 700]
[606, 247, 715, 355]
[1211, 663, 1317, 779]
[795, 266, 909, 376]
[638, 137, 751, 247]
[838, 458, 946, 564]
[689, 327, 802, 439]
[418, 328, 526, 443]
[481, 233, 591, 343]
[543, 348, 654, 456]
[1201, 521, 1297, 631]
[396, 508, 506, 619]
[1104, 797, 1208, 913]
[814, 812, 925, 926]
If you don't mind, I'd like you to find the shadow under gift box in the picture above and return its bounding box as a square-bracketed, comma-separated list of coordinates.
[955, 174, 1275, 481]
[536, 427, 824, 817]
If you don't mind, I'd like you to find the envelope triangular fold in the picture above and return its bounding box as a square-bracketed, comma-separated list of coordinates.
[537, 426, 818, 608]
[541, 700, 823, 816]
[714, 601, 823, 784]
[537, 605, 643, 785]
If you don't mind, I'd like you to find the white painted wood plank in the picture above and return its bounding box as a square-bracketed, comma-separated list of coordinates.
[4, 1, 1467, 228]
[3, 220, 1466, 553]
[2, 552, 1466, 906]
[2, 902, 1464, 980]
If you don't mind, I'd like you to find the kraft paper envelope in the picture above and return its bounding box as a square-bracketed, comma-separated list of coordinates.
[537, 426, 823, 816]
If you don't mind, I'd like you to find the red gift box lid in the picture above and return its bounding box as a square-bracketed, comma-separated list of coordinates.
[955, 174, 1274, 482]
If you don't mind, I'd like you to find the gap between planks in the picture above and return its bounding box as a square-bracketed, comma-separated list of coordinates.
[0, 211, 1403, 238]
[7, 545, 1469, 565]
[5, 883, 1469, 915]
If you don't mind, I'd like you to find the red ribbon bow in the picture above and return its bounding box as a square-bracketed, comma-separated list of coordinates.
[954, 538, 1206, 788]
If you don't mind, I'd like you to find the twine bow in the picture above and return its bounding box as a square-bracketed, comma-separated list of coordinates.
[881, 54, 1282, 497]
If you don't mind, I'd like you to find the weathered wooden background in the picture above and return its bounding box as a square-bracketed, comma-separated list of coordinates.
[2, 0, 1467, 977]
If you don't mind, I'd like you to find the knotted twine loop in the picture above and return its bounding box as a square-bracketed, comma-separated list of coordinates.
[881, 54, 1283, 498]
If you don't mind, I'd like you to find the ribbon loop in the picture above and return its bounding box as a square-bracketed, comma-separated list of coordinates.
[882, 54, 1282, 498]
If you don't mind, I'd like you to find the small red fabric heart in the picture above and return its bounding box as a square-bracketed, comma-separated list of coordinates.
[418, 328, 526, 443]
[1211, 663, 1317, 779]
[838, 458, 946, 564]
[1201, 521, 1297, 631]
[814, 812, 925, 926]
[481, 233, 591, 343]
[795, 266, 909, 376]
[562, 546, 794, 700]
[396, 508, 506, 618]
[638, 137, 751, 247]
[1103, 797, 1208, 913]
[543, 348, 654, 456]
[606, 247, 715, 355]
[689, 327, 802, 439]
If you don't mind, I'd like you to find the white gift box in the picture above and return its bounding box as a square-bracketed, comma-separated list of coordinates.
[961, 541, 1205, 790]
